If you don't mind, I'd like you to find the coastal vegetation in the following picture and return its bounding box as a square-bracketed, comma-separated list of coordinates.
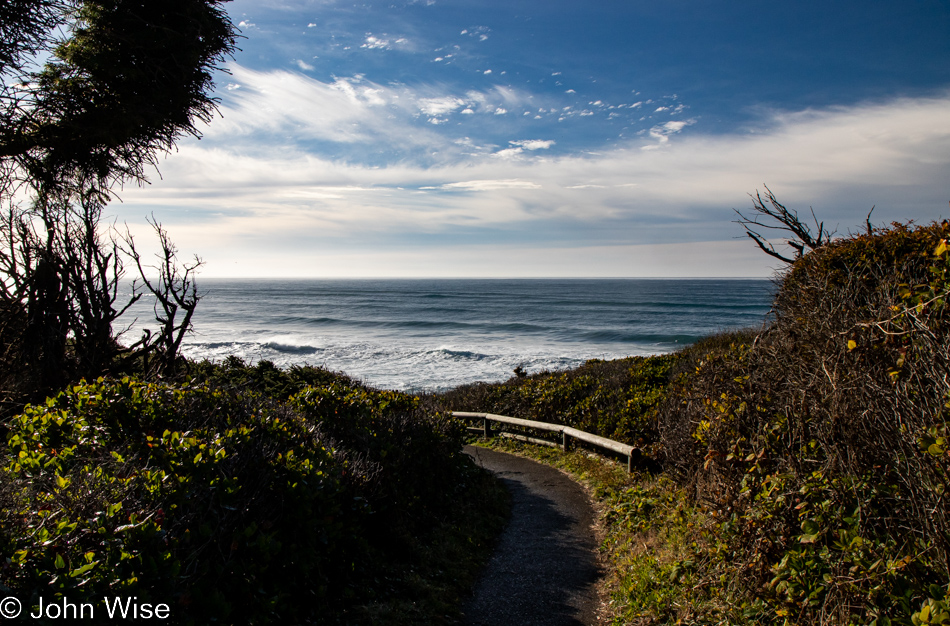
[450, 218, 950, 625]
[0, 362, 508, 624]
[3, 212, 947, 625]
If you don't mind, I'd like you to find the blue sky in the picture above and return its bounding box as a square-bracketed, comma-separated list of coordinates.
[117, 0, 950, 277]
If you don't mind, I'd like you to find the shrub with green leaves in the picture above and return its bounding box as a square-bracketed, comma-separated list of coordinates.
[438, 355, 678, 453]
[656, 221, 950, 624]
[0, 375, 478, 624]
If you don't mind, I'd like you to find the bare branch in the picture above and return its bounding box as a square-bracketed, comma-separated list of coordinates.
[119, 216, 203, 377]
[734, 186, 835, 264]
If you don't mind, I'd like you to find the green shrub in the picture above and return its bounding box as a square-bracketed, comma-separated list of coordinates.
[293, 382, 470, 547]
[186, 355, 359, 400]
[437, 355, 679, 454]
[656, 221, 950, 624]
[0, 375, 484, 624]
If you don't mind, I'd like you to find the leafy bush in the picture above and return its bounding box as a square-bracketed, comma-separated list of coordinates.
[0, 375, 491, 624]
[186, 355, 360, 400]
[437, 355, 678, 454]
[656, 221, 950, 624]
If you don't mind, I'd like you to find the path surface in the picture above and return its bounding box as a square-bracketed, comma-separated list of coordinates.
[461, 445, 604, 626]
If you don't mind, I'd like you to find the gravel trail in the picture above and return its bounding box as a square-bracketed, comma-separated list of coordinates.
[461, 445, 604, 626]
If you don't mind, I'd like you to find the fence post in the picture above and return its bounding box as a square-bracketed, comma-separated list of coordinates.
[561, 430, 568, 451]
[483, 418, 492, 439]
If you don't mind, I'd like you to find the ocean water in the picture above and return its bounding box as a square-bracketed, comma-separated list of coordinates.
[129, 279, 774, 392]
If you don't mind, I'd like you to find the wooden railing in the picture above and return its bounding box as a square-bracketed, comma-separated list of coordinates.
[453, 411, 638, 472]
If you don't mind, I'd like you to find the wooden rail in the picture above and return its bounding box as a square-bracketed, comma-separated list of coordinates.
[453, 411, 638, 472]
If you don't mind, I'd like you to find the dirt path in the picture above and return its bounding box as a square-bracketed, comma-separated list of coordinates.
[461, 445, 604, 626]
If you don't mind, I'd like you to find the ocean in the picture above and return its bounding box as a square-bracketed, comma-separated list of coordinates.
[129, 279, 774, 392]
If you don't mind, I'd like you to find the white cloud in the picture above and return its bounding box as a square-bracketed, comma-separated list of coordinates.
[361, 35, 390, 49]
[360, 34, 409, 51]
[493, 147, 524, 159]
[207, 66, 455, 149]
[439, 180, 543, 191]
[294, 59, 314, 71]
[492, 139, 555, 159]
[461, 26, 491, 41]
[418, 96, 465, 116]
[511, 139, 555, 150]
[116, 86, 950, 277]
[643, 119, 696, 148]
[205, 66, 553, 160]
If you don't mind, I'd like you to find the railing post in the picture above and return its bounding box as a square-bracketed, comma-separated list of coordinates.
[627, 452, 633, 473]
[483, 418, 492, 439]
[561, 430, 567, 451]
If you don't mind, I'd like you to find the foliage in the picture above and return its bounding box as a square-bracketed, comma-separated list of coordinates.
[437, 355, 678, 455]
[186, 356, 363, 401]
[655, 220, 950, 624]
[0, 375, 506, 624]
[0, 0, 236, 188]
[0, 0, 237, 413]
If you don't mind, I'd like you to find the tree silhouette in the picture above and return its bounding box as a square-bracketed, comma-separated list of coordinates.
[0, 1, 236, 409]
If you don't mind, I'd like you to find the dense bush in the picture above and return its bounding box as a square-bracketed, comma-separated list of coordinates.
[438, 355, 678, 453]
[656, 221, 950, 624]
[187, 355, 361, 400]
[0, 374, 490, 624]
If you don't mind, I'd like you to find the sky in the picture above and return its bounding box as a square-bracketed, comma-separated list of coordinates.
[115, 0, 950, 278]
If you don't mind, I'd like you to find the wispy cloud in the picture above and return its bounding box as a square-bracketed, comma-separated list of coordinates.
[360, 34, 409, 50]
[418, 96, 466, 116]
[118, 77, 950, 276]
[512, 140, 555, 150]
[642, 119, 695, 148]
[208, 65, 548, 162]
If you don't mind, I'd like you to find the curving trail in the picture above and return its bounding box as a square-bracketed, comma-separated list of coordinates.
[461, 445, 604, 626]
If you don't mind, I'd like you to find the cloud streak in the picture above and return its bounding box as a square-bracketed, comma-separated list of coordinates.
[116, 68, 950, 276]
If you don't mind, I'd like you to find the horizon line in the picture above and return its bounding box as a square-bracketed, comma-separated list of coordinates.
[187, 275, 776, 281]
